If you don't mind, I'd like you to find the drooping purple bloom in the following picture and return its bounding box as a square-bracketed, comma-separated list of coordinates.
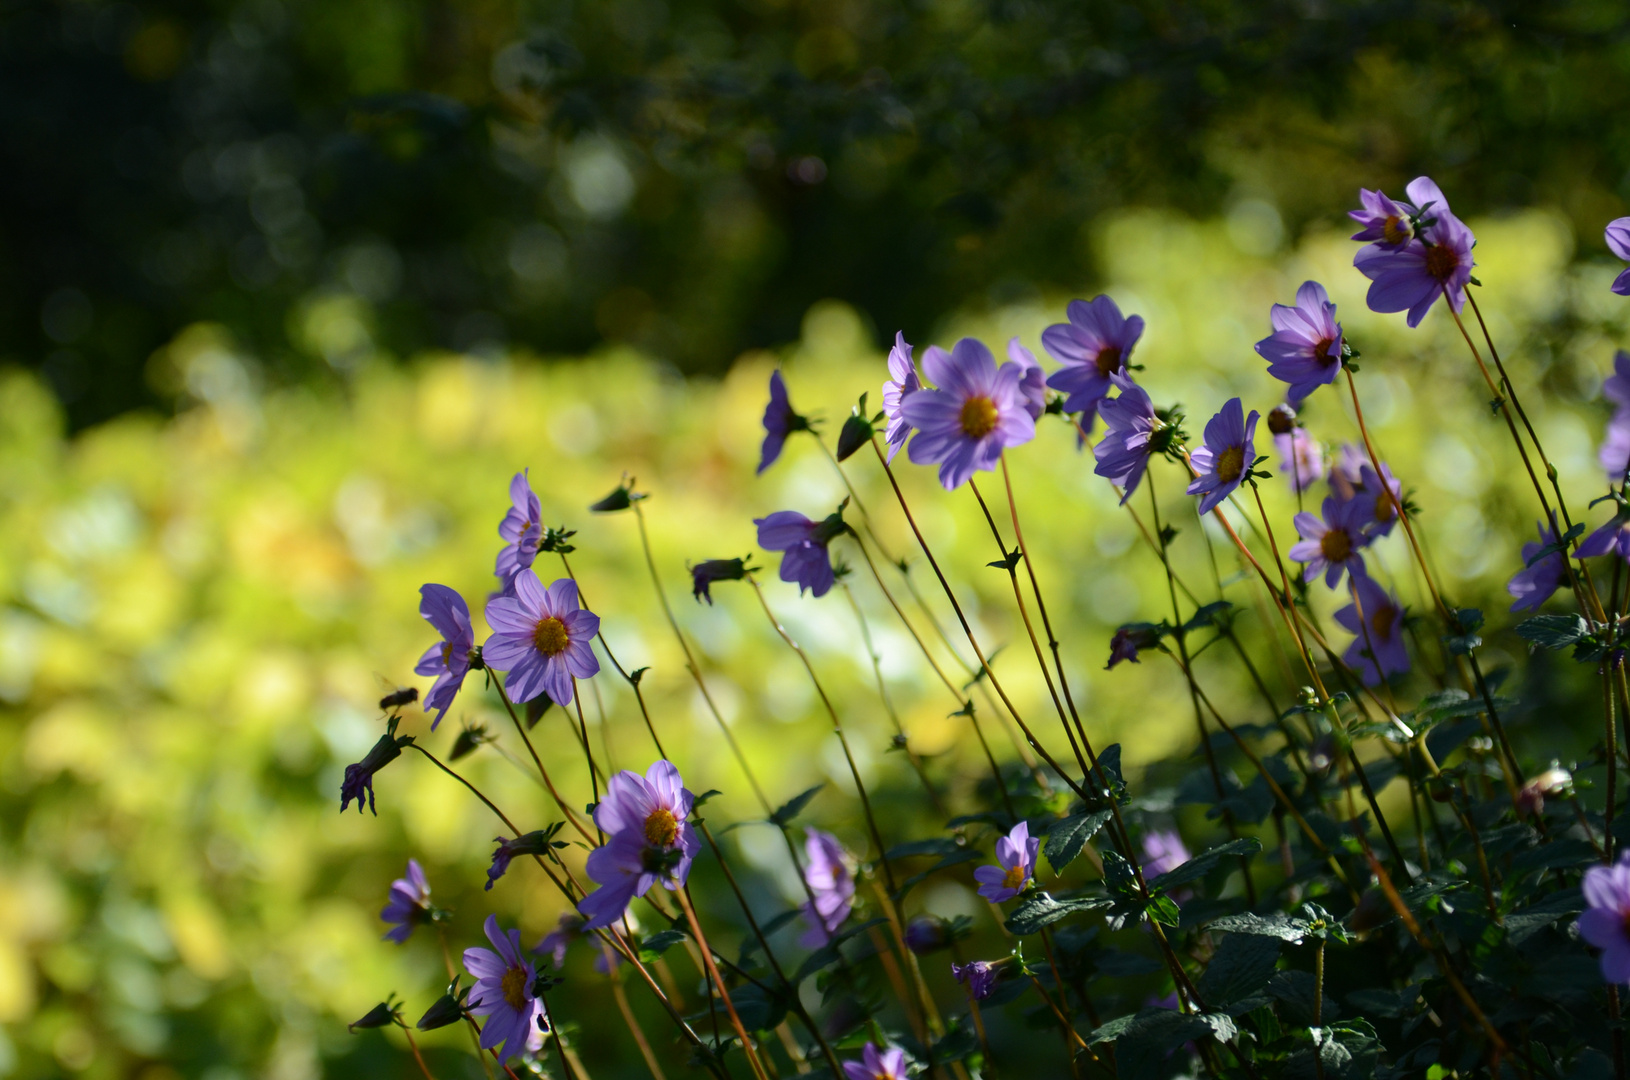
[485, 832, 559, 892]
[903, 916, 950, 955]
[1600, 352, 1630, 479]
[1508, 522, 1566, 613]
[1334, 573, 1410, 687]
[1577, 513, 1630, 563]
[842, 1042, 909, 1080]
[799, 828, 856, 948]
[901, 338, 1037, 490]
[415, 584, 475, 729]
[340, 731, 405, 815]
[755, 508, 846, 598]
[534, 911, 621, 975]
[881, 332, 922, 463]
[381, 859, 433, 944]
[482, 571, 600, 707]
[1607, 219, 1630, 297]
[465, 914, 548, 1062]
[1348, 188, 1417, 247]
[1140, 829, 1191, 879]
[690, 557, 750, 605]
[1007, 338, 1047, 420]
[1042, 295, 1146, 428]
[594, 760, 701, 867]
[1288, 495, 1374, 588]
[1255, 282, 1344, 405]
[952, 959, 998, 1001]
[578, 829, 688, 931]
[759, 370, 810, 474]
[495, 471, 543, 591]
[1187, 398, 1259, 515]
[1579, 852, 1630, 983]
[1107, 623, 1162, 669]
[1275, 429, 1325, 494]
[973, 821, 1039, 903]
[1354, 177, 1477, 328]
[1093, 374, 1161, 503]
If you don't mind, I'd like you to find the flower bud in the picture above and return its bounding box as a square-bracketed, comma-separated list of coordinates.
[417, 982, 470, 1031]
[1266, 403, 1297, 436]
[349, 999, 401, 1031]
[903, 915, 949, 955]
[836, 414, 875, 461]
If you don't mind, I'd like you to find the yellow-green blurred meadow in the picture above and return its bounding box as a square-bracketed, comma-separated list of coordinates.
[1, 206, 1623, 1077]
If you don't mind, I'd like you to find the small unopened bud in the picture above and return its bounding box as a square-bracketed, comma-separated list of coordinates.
[450, 723, 489, 761]
[590, 479, 645, 513]
[349, 999, 401, 1031]
[836, 414, 875, 461]
[903, 915, 949, 955]
[417, 982, 470, 1031]
[1266, 403, 1297, 436]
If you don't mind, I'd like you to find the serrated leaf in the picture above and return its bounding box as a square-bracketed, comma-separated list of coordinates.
[1197, 933, 1280, 1005]
[1004, 892, 1113, 935]
[769, 784, 824, 826]
[1044, 809, 1112, 873]
[1149, 837, 1262, 891]
[1515, 613, 1589, 649]
[1208, 912, 1312, 941]
[638, 929, 688, 962]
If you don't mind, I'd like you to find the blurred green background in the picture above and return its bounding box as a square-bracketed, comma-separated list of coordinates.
[7, 0, 1630, 1076]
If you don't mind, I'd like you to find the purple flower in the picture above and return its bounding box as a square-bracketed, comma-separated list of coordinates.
[1107, 623, 1162, 669]
[1140, 829, 1190, 879]
[340, 731, 406, 815]
[1600, 352, 1630, 479]
[973, 821, 1039, 903]
[1007, 338, 1047, 420]
[1288, 496, 1374, 588]
[881, 333, 922, 463]
[1577, 513, 1630, 563]
[1508, 522, 1566, 613]
[799, 828, 856, 948]
[415, 584, 475, 729]
[1254, 282, 1344, 405]
[1042, 295, 1146, 427]
[903, 916, 949, 955]
[465, 914, 548, 1062]
[952, 959, 998, 1001]
[1093, 374, 1161, 503]
[496, 471, 543, 591]
[1333, 574, 1410, 687]
[1607, 219, 1630, 296]
[1354, 177, 1477, 328]
[594, 760, 701, 863]
[842, 1043, 909, 1080]
[1275, 429, 1325, 494]
[381, 859, 433, 944]
[534, 912, 620, 975]
[482, 571, 600, 707]
[899, 339, 1036, 490]
[578, 829, 687, 930]
[759, 370, 810, 474]
[1348, 188, 1417, 247]
[1186, 398, 1259, 515]
[1580, 852, 1630, 983]
[755, 508, 847, 598]
[1328, 444, 1368, 500]
[690, 558, 751, 605]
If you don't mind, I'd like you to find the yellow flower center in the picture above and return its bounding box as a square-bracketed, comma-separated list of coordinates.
[959, 396, 999, 439]
[1214, 446, 1245, 484]
[501, 965, 529, 1010]
[1002, 864, 1027, 890]
[1375, 491, 1397, 523]
[532, 616, 570, 657]
[1312, 337, 1337, 367]
[1424, 243, 1459, 282]
[1370, 603, 1397, 640]
[644, 808, 679, 847]
[1382, 215, 1412, 245]
[1094, 345, 1123, 378]
[440, 641, 453, 665]
[1320, 528, 1352, 563]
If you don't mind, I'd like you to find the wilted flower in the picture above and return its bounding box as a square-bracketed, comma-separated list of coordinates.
[482, 571, 601, 707]
[1607, 219, 1630, 296]
[1007, 338, 1047, 420]
[1042, 295, 1146, 429]
[1288, 496, 1374, 587]
[1508, 522, 1566, 613]
[760, 370, 811, 474]
[690, 557, 751, 605]
[1187, 398, 1259, 515]
[1254, 281, 1344, 405]
[465, 914, 548, 1062]
[341, 730, 409, 816]
[1275, 428, 1325, 494]
[1107, 623, 1163, 668]
[486, 832, 559, 892]
[1349, 188, 1417, 247]
[1580, 852, 1630, 983]
[1093, 375, 1162, 503]
[755, 507, 848, 598]
[1353, 177, 1476, 328]
[903, 915, 950, 955]
[1140, 828, 1190, 879]
[799, 828, 856, 948]
[973, 821, 1039, 903]
[901, 338, 1037, 490]
[495, 470, 543, 591]
[842, 1042, 909, 1080]
[415, 584, 475, 729]
[1334, 574, 1410, 687]
[881, 332, 923, 462]
[952, 959, 999, 1001]
[382, 859, 434, 943]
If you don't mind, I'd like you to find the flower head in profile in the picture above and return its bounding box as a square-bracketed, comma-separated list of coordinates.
[1093, 375, 1163, 503]
[1007, 338, 1047, 420]
[1607, 219, 1630, 296]
[1288, 495, 1374, 588]
[496, 471, 543, 591]
[1334, 574, 1410, 687]
[1579, 852, 1630, 983]
[534, 911, 622, 975]
[881, 333, 923, 462]
[760, 370, 812, 474]
[690, 557, 752, 605]
[1187, 398, 1259, 515]
[1353, 177, 1476, 328]
[465, 915, 548, 1062]
[416, 584, 476, 729]
[1348, 188, 1417, 247]
[1509, 522, 1566, 613]
[1275, 428, 1325, 494]
[1352, 463, 1404, 541]
[952, 959, 998, 1001]
[799, 828, 856, 947]
[485, 832, 561, 892]
[901, 338, 1037, 490]
[341, 729, 408, 815]
[381, 859, 434, 943]
[1042, 295, 1146, 427]
[1577, 509, 1630, 563]
[973, 821, 1039, 903]
[1255, 282, 1344, 405]
[482, 571, 600, 707]
[755, 506, 849, 598]
[842, 1042, 909, 1080]
[1107, 623, 1163, 669]
[1140, 829, 1190, 879]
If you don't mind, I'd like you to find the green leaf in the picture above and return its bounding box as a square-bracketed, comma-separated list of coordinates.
[986, 547, 1023, 572]
[1043, 809, 1112, 873]
[886, 838, 963, 860]
[1196, 932, 1280, 1005]
[692, 789, 723, 808]
[1149, 837, 1262, 891]
[1207, 912, 1311, 942]
[1514, 613, 1589, 650]
[1107, 1011, 1216, 1080]
[1145, 894, 1181, 926]
[1004, 892, 1113, 935]
[638, 929, 688, 962]
[769, 784, 824, 826]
